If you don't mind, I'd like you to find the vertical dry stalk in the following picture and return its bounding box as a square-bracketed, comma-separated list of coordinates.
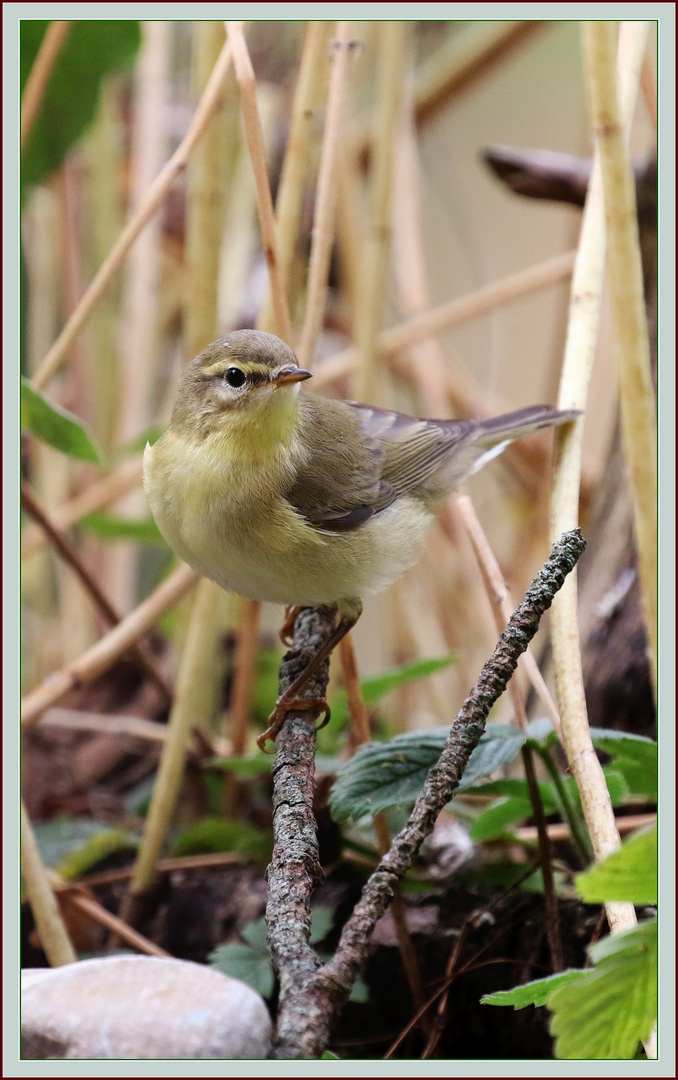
[125, 578, 220, 905]
[259, 21, 333, 332]
[550, 21, 649, 939]
[126, 23, 235, 891]
[21, 21, 71, 149]
[21, 801, 77, 966]
[296, 23, 355, 367]
[355, 21, 408, 404]
[117, 21, 171, 442]
[225, 21, 292, 343]
[583, 21, 657, 691]
[32, 36, 235, 390]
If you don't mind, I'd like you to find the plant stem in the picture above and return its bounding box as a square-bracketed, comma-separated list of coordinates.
[21, 801, 77, 966]
[21, 21, 71, 150]
[533, 742, 592, 867]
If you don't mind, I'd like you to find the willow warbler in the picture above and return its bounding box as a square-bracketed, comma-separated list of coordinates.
[144, 330, 577, 749]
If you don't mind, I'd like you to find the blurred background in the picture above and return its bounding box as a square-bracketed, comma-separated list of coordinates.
[20, 18, 656, 803]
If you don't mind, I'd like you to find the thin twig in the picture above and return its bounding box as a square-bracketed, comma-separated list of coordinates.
[21, 801, 77, 966]
[21, 563, 198, 726]
[338, 635, 431, 1034]
[452, 498, 563, 974]
[21, 21, 71, 151]
[296, 24, 355, 367]
[225, 21, 292, 343]
[269, 531, 585, 1058]
[514, 813, 655, 844]
[639, 46, 657, 131]
[31, 36, 235, 389]
[48, 875, 171, 958]
[21, 480, 172, 701]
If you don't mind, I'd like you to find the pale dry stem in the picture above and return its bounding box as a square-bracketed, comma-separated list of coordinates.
[550, 21, 650, 952]
[21, 801, 77, 967]
[225, 21, 292, 343]
[21, 21, 72, 150]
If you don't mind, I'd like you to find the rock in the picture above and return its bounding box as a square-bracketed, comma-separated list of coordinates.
[21, 955, 272, 1059]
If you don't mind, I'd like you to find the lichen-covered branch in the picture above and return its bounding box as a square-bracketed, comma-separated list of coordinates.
[269, 530, 585, 1059]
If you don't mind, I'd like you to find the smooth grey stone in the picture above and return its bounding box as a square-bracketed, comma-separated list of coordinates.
[21, 955, 272, 1059]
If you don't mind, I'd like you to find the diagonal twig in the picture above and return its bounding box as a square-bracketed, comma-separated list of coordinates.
[268, 530, 585, 1058]
[21, 21, 71, 150]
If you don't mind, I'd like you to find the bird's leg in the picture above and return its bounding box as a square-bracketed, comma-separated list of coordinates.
[258, 604, 362, 752]
[279, 605, 302, 647]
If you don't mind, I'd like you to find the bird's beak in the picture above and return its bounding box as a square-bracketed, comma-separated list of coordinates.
[270, 365, 313, 389]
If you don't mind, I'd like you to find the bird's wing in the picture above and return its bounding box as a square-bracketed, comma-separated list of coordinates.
[347, 402, 472, 500]
[285, 397, 398, 532]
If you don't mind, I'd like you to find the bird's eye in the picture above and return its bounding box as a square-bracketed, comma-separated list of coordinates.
[224, 367, 245, 388]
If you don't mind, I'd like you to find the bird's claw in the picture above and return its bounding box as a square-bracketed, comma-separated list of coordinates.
[257, 696, 331, 753]
[279, 606, 302, 647]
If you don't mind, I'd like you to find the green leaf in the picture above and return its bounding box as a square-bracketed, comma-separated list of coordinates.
[57, 829, 138, 880]
[469, 795, 534, 842]
[349, 975, 370, 1004]
[590, 728, 657, 801]
[548, 918, 657, 1059]
[21, 21, 141, 196]
[309, 906, 334, 945]
[322, 1051, 341, 1059]
[209, 756, 273, 779]
[169, 817, 272, 862]
[240, 918, 269, 951]
[209, 942, 274, 1000]
[329, 655, 457, 730]
[330, 724, 527, 823]
[21, 379, 104, 463]
[79, 511, 166, 546]
[33, 817, 125, 869]
[576, 824, 657, 905]
[482, 970, 583, 1009]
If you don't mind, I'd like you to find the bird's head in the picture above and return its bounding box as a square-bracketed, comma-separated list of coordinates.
[170, 330, 312, 436]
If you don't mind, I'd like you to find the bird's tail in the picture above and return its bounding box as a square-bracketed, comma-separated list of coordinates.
[471, 405, 580, 447]
[463, 405, 579, 477]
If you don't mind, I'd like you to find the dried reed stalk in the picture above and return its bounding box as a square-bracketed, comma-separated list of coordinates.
[21, 801, 77, 966]
[355, 21, 407, 404]
[21, 21, 71, 150]
[550, 21, 649, 941]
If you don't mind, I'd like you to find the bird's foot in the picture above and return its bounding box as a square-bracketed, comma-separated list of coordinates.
[279, 606, 303, 647]
[257, 696, 331, 753]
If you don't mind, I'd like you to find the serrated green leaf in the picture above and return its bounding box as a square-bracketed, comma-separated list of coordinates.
[576, 825, 657, 905]
[209, 942, 274, 999]
[548, 918, 657, 1059]
[328, 655, 458, 729]
[79, 511, 166, 546]
[21, 379, 104, 463]
[590, 728, 657, 801]
[21, 22, 141, 196]
[329, 724, 527, 823]
[169, 817, 272, 862]
[482, 970, 583, 1009]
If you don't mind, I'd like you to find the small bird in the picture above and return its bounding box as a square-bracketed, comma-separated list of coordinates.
[144, 330, 577, 750]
